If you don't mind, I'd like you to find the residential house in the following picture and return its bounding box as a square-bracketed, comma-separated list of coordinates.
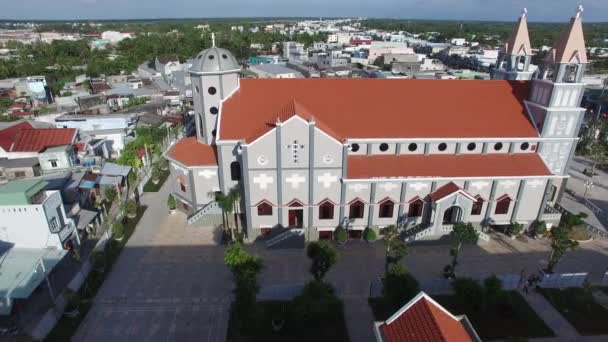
[0, 157, 41, 184]
[249, 64, 304, 79]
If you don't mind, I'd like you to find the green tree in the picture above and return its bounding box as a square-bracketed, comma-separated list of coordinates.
[383, 263, 419, 309]
[227, 185, 241, 233]
[291, 281, 342, 328]
[125, 199, 138, 218]
[449, 222, 479, 274]
[380, 225, 408, 271]
[452, 277, 485, 312]
[211, 191, 235, 240]
[588, 141, 608, 176]
[224, 243, 263, 319]
[105, 187, 117, 204]
[483, 275, 504, 306]
[547, 225, 579, 273]
[306, 241, 338, 281]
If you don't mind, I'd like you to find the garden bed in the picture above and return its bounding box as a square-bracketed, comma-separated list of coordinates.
[227, 300, 349, 342]
[371, 291, 553, 340]
[45, 206, 147, 342]
[539, 287, 608, 335]
[143, 169, 169, 192]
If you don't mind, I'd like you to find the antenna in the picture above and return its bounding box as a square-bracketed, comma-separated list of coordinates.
[211, 32, 216, 47]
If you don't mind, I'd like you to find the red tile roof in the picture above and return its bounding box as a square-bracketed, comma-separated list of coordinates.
[0, 121, 33, 151]
[380, 293, 474, 342]
[10, 128, 76, 152]
[12, 111, 34, 117]
[347, 153, 551, 179]
[167, 137, 217, 167]
[220, 79, 537, 142]
[430, 182, 466, 201]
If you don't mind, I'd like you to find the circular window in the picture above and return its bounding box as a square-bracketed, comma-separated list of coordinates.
[467, 142, 476, 151]
[210, 106, 218, 115]
[521, 142, 530, 151]
[379, 143, 389, 152]
[222, 54, 228, 59]
[208, 87, 217, 95]
[195, 85, 200, 94]
[408, 143, 418, 152]
[351, 143, 360, 152]
[438, 143, 447, 151]
[323, 154, 334, 164]
[208, 54, 215, 60]
[257, 155, 268, 166]
[211, 129, 216, 136]
[494, 142, 503, 151]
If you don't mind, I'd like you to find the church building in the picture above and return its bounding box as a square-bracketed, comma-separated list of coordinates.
[166, 9, 587, 242]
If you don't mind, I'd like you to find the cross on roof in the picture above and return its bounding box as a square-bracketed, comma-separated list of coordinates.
[211, 32, 216, 46]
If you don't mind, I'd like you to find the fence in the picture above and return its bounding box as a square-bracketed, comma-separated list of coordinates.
[554, 202, 608, 240]
[538, 272, 588, 289]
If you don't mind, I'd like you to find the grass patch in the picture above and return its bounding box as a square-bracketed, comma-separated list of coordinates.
[143, 169, 169, 192]
[539, 287, 608, 335]
[45, 206, 147, 342]
[227, 300, 349, 342]
[370, 291, 553, 340]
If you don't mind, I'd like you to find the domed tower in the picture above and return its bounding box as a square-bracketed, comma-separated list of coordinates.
[189, 34, 241, 144]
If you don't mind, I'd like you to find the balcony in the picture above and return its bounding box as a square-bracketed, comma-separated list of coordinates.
[57, 219, 76, 242]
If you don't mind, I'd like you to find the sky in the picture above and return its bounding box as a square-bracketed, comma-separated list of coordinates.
[1, 0, 607, 22]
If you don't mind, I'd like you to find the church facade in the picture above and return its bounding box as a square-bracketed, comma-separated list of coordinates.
[166, 10, 587, 242]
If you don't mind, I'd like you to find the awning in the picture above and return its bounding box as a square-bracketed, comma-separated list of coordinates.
[0, 246, 66, 315]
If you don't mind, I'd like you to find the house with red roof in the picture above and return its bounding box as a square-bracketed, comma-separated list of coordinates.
[0, 121, 78, 174]
[373, 292, 481, 342]
[165, 10, 586, 242]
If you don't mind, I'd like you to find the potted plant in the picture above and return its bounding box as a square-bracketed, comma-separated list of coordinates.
[159, 158, 169, 171]
[167, 194, 176, 213]
[529, 220, 547, 239]
[335, 226, 348, 244]
[125, 199, 138, 219]
[364, 227, 377, 242]
[63, 289, 80, 318]
[509, 222, 524, 239]
[112, 221, 124, 240]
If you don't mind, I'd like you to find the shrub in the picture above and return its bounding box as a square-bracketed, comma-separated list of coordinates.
[112, 221, 124, 239]
[567, 225, 591, 241]
[167, 194, 176, 210]
[364, 227, 377, 242]
[509, 222, 524, 236]
[531, 221, 547, 237]
[335, 226, 347, 243]
[453, 277, 485, 312]
[125, 199, 138, 217]
[383, 264, 419, 309]
[152, 165, 162, 182]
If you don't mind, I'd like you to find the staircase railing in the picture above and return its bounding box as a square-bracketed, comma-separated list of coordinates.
[187, 201, 219, 225]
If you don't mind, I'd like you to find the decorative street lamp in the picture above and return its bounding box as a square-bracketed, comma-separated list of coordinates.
[583, 180, 595, 200]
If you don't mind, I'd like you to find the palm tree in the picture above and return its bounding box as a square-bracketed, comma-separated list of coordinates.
[209, 191, 235, 240]
[227, 185, 241, 233]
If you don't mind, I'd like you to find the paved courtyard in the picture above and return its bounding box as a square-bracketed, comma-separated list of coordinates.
[73, 180, 608, 342]
[73, 183, 231, 342]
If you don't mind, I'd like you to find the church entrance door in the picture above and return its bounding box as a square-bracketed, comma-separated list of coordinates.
[288, 209, 303, 228]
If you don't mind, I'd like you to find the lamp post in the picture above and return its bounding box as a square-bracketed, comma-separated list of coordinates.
[583, 180, 594, 200]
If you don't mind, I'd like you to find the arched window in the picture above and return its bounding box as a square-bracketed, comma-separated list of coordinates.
[319, 201, 334, 220]
[257, 202, 272, 216]
[378, 199, 395, 218]
[408, 198, 424, 218]
[471, 196, 484, 216]
[349, 200, 365, 219]
[230, 161, 241, 181]
[495, 195, 512, 215]
[563, 64, 578, 83]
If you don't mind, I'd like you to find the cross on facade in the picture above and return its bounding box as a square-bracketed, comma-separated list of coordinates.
[287, 140, 305, 163]
[380, 183, 400, 192]
[253, 173, 273, 189]
[349, 183, 368, 193]
[470, 181, 490, 190]
[408, 182, 429, 191]
[318, 172, 338, 188]
[286, 174, 306, 189]
[198, 169, 217, 179]
[501, 180, 518, 189]
[527, 179, 545, 188]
